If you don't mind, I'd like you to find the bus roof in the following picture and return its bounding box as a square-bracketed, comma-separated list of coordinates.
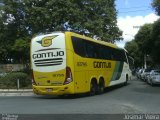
[32, 31, 121, 49]
[66, 31, 119, 49]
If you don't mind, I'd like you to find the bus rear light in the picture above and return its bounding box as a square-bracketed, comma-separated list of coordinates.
[64, 67, 72, 85]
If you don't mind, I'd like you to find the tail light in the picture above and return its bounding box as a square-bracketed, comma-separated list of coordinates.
[31, 70, 37, 85]
[63, 67, 73, 85]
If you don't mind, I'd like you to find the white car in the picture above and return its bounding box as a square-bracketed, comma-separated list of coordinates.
[147, 70, 160, 86]
[136, 69, 143, 79]
[141, 69, 152, 81]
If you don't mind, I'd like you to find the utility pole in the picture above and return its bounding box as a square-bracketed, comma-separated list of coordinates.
[144, 54, 147, 69]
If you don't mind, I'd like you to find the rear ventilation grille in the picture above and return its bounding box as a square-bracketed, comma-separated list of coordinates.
[34, 58, 63, 67]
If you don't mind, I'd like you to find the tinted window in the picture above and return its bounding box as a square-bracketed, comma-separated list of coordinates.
[119, 50, 127, 62]
[103, 46, 112, 60]
[71, 36, 86, 57]
[97, 47, 105, 59]
[85, 41, 95, 58]
[71, 36, 127, 61]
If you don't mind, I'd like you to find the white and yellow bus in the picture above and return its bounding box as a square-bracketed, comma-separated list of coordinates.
[30, 31, 132, 95]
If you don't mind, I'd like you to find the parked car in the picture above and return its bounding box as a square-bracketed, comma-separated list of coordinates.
[147, 70, 160, 86]
[136, 69, 143, 79]
[141, 69, 152, 81]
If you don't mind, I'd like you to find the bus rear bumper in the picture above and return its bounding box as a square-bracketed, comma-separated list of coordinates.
[32, 84, 74, 95]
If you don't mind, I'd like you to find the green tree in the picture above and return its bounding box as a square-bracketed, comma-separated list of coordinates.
[125, 40, 143, 68]
[151, 18, 160, 64]
[134, 24, 153, 55]
[151, 0, 160, 65]
[0, 0, 122, 64]
[0, 9, 18, 63]
[23, 0, 122, 42]
[133, 24, 154, 68]
[152, 0, 160, 16]
[11, 38, 30, 63]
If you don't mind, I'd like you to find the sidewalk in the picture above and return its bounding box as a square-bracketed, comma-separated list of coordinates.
[0, 89, 34, 96]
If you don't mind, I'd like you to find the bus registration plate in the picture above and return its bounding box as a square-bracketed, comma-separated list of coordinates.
[46, 88, 53, 92]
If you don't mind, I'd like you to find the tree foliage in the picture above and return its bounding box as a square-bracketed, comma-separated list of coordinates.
[151, 18, 160, 63]
[125, 21, 160, 67]
[134, 24, 153, 54]
[130, 24, 153, 67]
[122, 0, 160, 67]
[0, 0, 122, 64]
[125, 40, 143, 68]
[152, 0, 160, 16]
[22, 0, 122, 42]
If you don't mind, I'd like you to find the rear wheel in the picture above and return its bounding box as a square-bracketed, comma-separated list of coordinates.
[150, 80, 154, 86]
[98, 79, 105, 94]
[90, 80, 97, 96]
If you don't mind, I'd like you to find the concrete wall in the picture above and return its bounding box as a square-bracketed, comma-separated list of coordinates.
[0, 64, 25, 73]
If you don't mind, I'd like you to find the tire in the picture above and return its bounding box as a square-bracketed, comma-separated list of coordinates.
[150, 80, 154, 87]
[90, 80, 97, 96]
[98, 79, 105, 94]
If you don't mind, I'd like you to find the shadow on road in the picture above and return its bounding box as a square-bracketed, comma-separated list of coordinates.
[104, 82, 131, 93]
[132, 78, 160, 94]
[32, 83, 131, 99]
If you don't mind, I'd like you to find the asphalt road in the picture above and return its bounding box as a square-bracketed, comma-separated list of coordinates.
[0, 77, 160, 116]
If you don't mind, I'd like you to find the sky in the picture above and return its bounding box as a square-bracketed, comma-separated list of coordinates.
[115, 0, 159, 48]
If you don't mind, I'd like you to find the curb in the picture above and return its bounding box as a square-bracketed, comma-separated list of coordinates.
[0, 89, 32, 93]
[0, 89, 34, 96]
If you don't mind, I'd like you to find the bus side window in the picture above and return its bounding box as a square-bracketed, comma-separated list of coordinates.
[118, 50, 123, 61]
[123, 50, 128, 63]
[124, 51, 129, 63]
[98, 47, 104, 59]
[71, 36, 86, 57]
[109, 48, 115, 60]
[114, 49, 121, 61]
[112, 49, 127, 62]
[85, 42, 94, 58]
[103, 46, 112, 60]
[93, 44, 100, 59]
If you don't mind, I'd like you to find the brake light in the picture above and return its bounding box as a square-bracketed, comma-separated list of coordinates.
[31, 70, 37, 85]
[63, 67, 72, 85]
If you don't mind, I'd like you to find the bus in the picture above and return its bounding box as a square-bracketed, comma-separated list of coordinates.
[30, 31, 132, 96]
